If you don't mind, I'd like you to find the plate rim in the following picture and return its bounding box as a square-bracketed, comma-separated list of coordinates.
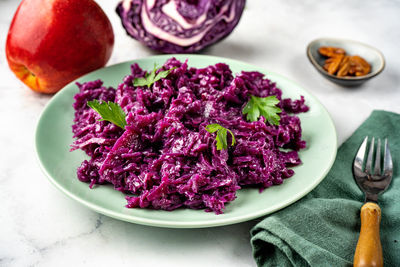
[35, 54, 337, 228]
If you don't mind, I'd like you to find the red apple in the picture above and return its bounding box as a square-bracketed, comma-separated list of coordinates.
[6, 0, 114, 94]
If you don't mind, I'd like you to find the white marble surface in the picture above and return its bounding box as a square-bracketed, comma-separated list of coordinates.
[1, 0, 400, 266]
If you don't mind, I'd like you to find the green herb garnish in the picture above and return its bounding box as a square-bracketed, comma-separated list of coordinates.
[242, 95, 281, 125]
[206, 124, 236, 150]
[133, 65, 176, 88]
[87, 100, 127, 129]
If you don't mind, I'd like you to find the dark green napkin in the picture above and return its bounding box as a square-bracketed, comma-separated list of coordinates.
[251, 110, 400, 266]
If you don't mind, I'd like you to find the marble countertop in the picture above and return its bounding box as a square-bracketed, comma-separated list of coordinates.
[1, 0, 399, 266]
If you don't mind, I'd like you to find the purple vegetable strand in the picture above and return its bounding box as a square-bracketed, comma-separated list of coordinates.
[71, 58, 309, 214]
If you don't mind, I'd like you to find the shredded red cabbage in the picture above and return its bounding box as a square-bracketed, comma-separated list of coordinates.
[71, 58, 309, 214]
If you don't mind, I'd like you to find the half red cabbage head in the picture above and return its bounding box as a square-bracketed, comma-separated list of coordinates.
[116, 0, 246, 53]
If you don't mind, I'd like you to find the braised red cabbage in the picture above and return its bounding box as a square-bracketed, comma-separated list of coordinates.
[71, 58, 309, 214]
[116, 0, 246, 53]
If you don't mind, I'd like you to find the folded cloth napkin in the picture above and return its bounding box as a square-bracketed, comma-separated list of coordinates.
[251, 110, 400, 266]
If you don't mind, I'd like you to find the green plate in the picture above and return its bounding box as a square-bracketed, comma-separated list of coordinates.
[35, 54, 337, 228]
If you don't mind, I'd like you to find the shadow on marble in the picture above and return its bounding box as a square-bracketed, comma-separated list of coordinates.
[202, 40, 265, 63]
[97, 213, 259, 263]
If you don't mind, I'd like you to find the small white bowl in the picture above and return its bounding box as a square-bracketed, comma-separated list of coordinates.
[307, 38, 385, 86]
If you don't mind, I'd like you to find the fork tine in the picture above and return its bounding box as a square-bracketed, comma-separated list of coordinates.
[365, 137, 375, 174]
[383, 138, 393, 174]
[354, 137, 368, 171]
[373, 138, 381, 175]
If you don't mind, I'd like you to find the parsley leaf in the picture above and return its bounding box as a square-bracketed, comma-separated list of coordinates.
[242, 95, 282, 125]
[206, 124, 236, 150]
[87, 100, 127, 129]
[133, 65, 176, 88]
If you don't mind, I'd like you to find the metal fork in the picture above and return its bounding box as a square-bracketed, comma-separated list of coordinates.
[353, 137, 393, 267]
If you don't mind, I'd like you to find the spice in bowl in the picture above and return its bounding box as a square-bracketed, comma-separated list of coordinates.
[319, 46, 371, 77]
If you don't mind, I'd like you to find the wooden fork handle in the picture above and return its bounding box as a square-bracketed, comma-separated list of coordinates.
[354, 202, 383, 267]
